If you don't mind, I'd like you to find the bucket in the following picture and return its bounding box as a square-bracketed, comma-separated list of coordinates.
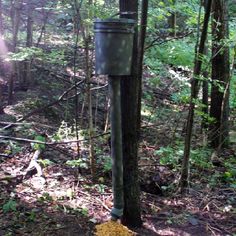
[94, 18, 135, 76]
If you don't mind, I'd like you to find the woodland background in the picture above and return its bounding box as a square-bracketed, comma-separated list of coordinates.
[0, 0, 236, 235]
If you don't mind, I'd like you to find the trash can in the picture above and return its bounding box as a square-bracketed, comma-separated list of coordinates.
[94, 18, 135, 76]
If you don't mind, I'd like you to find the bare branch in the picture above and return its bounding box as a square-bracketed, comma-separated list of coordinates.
[1, 79, 85, 130]
[0, 132, 110, 146]
[145, 31, 193, 50]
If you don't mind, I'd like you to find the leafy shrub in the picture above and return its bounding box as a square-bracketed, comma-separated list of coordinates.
[155, 40, 195, 68]
[97, 155, 112, 173]
[6, 47, 43, 62]
[155, 142, 213, 170]
[155, 145, 183, 167]
[2, 199, 17, 213]
[66, 158, 88, 169]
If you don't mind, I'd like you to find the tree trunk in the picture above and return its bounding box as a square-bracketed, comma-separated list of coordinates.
[0, 79, 4, 113]
[179, 0, 212, 192]
[8, 0, 22, 104]
[22, 2, 33, 90]
[137, 0, 148, 137]
[26, 3, 33, 48]
[168, 0, 176, 37]
[75, 0, 96, 178]
[201, 0, 209, 131]
[209, 0, 230, 149]
[0, 0, 3, 35]
[36, 3, 54, 47]
[202, 72, 209, 130]
[119, 0, 142, 227]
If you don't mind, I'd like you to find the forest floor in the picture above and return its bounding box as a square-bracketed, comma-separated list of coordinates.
[0, 64, 236, 236]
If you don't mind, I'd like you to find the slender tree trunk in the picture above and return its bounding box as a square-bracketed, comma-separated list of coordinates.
[209, 0, 230, 149]
[201, 0, 209, 131]
[0, 79, 4, 113]
[179, 0, 212, 192]
[119, 0, 142, 227]
[11, 1, 21, 54]
[75, 1, 96, 178]
[104, 97, 110, 132]
[22, 2, 33, 90]
[137, 0, 148, 137]
[26, 5, 33, 47]
[202, 72, 209, 129]
[8, 0, 22, 104]
[36, 2, 55, 47]
[169, 0, 176, 37]
[0, 0, 3, 35]
[86, 38, 96, 179]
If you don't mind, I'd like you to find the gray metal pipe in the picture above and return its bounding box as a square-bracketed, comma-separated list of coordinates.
[109, 76, 124, 220]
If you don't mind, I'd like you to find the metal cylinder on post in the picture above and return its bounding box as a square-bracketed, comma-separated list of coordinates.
[94, 18, 135, 76]
[94, 18, 135, 220]
[109, 76, 123, 220]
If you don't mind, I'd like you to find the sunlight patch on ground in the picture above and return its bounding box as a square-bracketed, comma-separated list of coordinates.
[3, 105, 22, 119]
[66, 67, 84, 77]
[47, 35, 71, 46]
[141, 108, 153, 117]
[169, 68, 191, 85]
[156, 228, 192, 236]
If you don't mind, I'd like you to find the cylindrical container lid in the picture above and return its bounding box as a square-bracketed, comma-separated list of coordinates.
[94, 18, 135, 33]
[94, 18, 135, 24]
[94, 18, 135, 75]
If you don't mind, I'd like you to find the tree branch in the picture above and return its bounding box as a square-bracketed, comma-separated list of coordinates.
[1, 79, 85, 130]
[0, 132, 110, 146]
[145, 31, 193, 50]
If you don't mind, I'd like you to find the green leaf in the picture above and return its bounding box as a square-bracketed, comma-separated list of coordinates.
[31, 135, 46, 150]
[66, 159, 88, 169]
[3, 199, 17, 213]
[38, 159, 54, 167]
[6, 47, 43, 62]
[230, 184, 236, 189]
[224, 171, 233, 178]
